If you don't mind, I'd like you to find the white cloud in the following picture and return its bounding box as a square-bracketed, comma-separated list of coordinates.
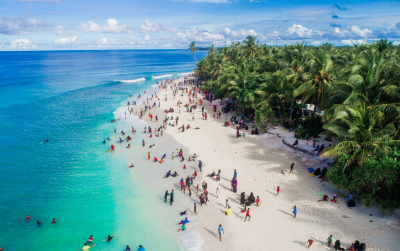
[12, 0, 58, 2]
[10, 38, 37, 49]
[286, 24, 313, 38]
[0, 17, 51, 35]
[54, 36, 83, 44]
[349, 26, 371, 37]
[216, 26, 257, 40]
[311, 41, 320, 45]
[81, 19, 133, 34]
[140, 19, 176, 33]
[333, 27, 344, 37]
[341, 39, 365, 46]
[55, 25, 77, 36]
[144, 35, 150, 40]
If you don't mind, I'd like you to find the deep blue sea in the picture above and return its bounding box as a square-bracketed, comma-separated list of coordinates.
[0, 50, 206, 250]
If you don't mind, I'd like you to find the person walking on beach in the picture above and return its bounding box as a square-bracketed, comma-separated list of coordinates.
[327, 235, 333, 247]
[194, 203, 198, 215]
[218, 224, 224, 241]
[216, 187, 220, 199]
[189, 187, 192, 198]
[79, 243, 95, 250]
[293, 206, 297, 218]
[142, 140, 145, 147]
[198, 160, 202, 172]
[164, 190, 169, 203]
[290, 162, 294, 173]
[244, 208, 251, 222]
[170, 190, 174, 206]
[276, 186, 280, 196]
[307, 239, 314, 248]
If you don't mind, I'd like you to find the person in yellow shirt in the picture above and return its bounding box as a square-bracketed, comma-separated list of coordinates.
[225, 206, 231, 215]
[79, 243, 95, 250]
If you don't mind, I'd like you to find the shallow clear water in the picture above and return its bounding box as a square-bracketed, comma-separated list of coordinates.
[0, 50, 206, 250]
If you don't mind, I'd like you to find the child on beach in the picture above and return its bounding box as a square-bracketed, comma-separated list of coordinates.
[196, 185, 199, 193]
[216, 188, 219, 199]
[327, 235, 332, 247]
[148, 152, 150, 160]
[276, 186, 280, 196]
[256, 196, 260, 206]
[244, 208, 251, 222]
[307, 239, 314, 248]
[183, 164, 186, 169]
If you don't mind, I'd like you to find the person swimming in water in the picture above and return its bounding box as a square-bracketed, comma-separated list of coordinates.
[52, 218, 56, 224]
[87, 235, 94, 243]
[103, 235, 113, 242]
[37, 220, 41, 226]
[103, 140, 106, 143]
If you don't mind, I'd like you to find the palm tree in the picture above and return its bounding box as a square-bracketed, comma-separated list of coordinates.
[256, 70, 294, 120]
[189, 41, 199, 61]
[322, 104, 395, 169]
[294, 50, 335, 112]
[243, 35, 260, 60]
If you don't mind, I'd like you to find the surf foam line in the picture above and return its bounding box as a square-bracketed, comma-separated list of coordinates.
[119, 72, 192, 83]
[119, 77, 146, 83]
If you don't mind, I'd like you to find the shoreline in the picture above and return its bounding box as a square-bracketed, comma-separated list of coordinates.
[113, 76, 400, 251]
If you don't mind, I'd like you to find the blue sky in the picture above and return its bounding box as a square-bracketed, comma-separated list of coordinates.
[1, 0, 399, 50]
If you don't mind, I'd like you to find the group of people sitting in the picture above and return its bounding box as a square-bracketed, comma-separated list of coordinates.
[163, 170, 179, 178]
[164, 107, 174, 113]
[334, 240, 366, 251]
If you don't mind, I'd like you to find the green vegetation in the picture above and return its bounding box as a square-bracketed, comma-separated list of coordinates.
[193, 36, 400, 210]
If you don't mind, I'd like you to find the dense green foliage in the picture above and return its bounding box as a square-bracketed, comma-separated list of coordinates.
[328, 139, 400, 210]
[194, 37, 400, 210]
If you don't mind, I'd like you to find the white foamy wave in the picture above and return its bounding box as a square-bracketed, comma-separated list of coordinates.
[152, 74, 173, 79]
[178, 72, 193, 76]
[119, 77, 146, 83]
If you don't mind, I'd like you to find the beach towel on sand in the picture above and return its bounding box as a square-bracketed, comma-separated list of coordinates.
[307, 167, 315, 173]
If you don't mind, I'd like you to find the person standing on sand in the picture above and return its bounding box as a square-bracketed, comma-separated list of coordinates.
[142, 140, 145, 147]
[164, 190, 169, 203]
[170, 190, 174, 206]
[188, 187, 192, 197]
[327, 235, 332, 247]
[276, 186, 280, 196]
[233, 169, 237, 180]
[293, 206, 297, 218]
[194, 203, 198, 215]
[290, 162, 294, 173]
[244, 208, 251, 222]
[192, 113, 195, 120]
[307, 239, 314, 248]
[216, 188, 220, 198]
[218, 224, 224, 241]
[198, 160, 202, 172]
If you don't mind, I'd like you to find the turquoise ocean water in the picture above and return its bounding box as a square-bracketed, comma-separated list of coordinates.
[0, 50, 206, 250]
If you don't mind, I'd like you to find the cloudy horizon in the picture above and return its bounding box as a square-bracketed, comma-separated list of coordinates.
[1, 0, 399, 50]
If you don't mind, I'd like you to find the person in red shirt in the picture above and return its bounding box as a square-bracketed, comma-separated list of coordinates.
[307, 239, 314, 248]
[256, 196, 260, 207]
[244, 208, 251, 222]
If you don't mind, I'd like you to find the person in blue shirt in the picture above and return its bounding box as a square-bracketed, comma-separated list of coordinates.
[293, 206, 297, 218]
[138, 245, 145, 251]
[233, 169, 237, 180]
[218, 224, 224, 241]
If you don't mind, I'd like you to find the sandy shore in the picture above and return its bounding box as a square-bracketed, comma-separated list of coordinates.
[159, 79, 399, 251]
[114, 77, 400, 251]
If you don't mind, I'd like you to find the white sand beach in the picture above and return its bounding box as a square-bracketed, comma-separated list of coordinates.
[115, 76, 400, 251]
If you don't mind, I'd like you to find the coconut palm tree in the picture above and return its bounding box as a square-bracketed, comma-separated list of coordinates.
[322, 104, 396, 169]
[243, 35, 260, 60]
[256, 70, 294, 120]
[189, 41, 199, 61]
[294, 50, 335, 112]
